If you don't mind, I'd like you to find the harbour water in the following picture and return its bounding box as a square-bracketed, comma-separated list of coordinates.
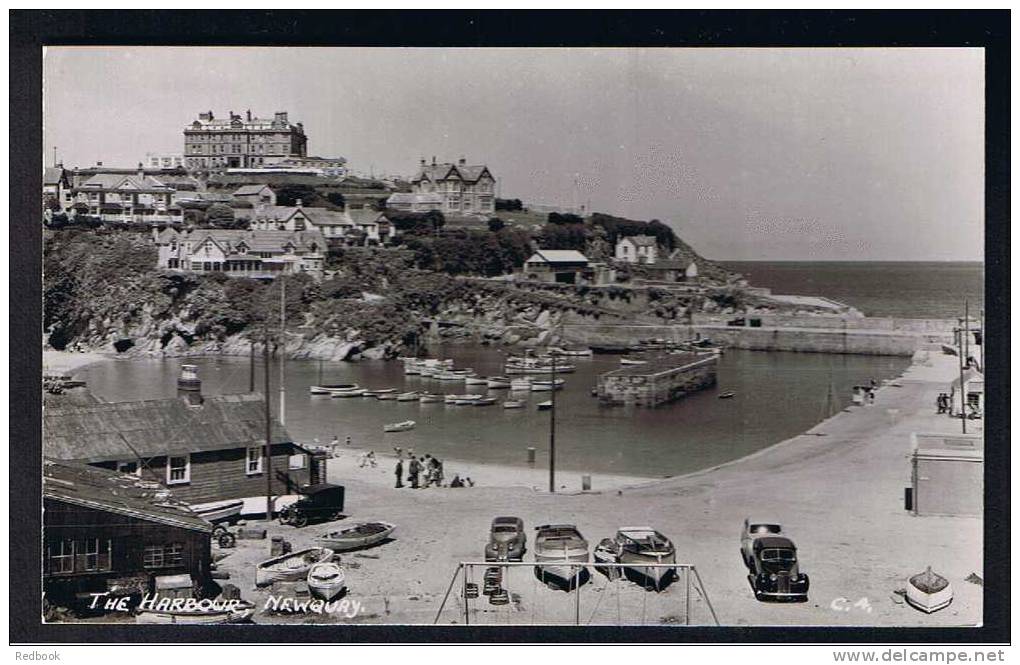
[78, 346, 909, 479]
[720, 261, 984, 319]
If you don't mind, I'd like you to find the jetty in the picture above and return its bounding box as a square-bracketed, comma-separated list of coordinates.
[596, 352, 718, 407]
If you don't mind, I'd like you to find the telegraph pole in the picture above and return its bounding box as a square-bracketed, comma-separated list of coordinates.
[249, 339, 255, 392]
[279, 278, 287, 426]
[263, 326, 274, 519]
[549, 351, 557, 493]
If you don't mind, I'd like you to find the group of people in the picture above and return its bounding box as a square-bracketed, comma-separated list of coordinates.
[391, 447, 473, 489]
[935, 392, 952, 414]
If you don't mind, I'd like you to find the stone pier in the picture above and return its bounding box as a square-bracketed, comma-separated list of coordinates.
[597, 352, 718, 407]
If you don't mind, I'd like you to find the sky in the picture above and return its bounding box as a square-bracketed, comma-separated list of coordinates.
[43, 47, 984, 261]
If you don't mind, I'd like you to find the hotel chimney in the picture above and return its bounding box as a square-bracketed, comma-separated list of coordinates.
[177, 364, 203, 406]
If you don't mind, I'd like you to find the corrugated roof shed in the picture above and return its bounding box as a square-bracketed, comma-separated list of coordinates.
[44, 458, 212, 533]
[526, 250, 590, 264]
[44, 393, 292, 463]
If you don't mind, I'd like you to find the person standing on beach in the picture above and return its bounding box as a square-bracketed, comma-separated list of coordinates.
[394, 458, 404, 488]
[409, 457, 421, 489]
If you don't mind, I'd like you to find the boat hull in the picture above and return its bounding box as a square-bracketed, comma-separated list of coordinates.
[193, 500, 244, 524]
[256, 548, 333, 587]
[316, 522, 396, 552]
[906, 583, 953, 613]
[307, 562, 346, 601]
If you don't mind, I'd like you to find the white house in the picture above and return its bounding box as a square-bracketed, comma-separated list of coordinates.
[615, 235, 660, 264]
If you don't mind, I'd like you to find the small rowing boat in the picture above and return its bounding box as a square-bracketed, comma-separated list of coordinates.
[311, 383, 358, 395]
[486, 376, 512, 389]
[192, 499, 244, 524]
[307, 561, 346, 601]
[383, 420, 416, 433]
[503, 400, 526, 409]
[396, 391, 420, 402]
[474, 397, 497, 406]
[906, 567, 953, 613]
[418, 393, 443, 403]
[453, 395, 483, 405]
[316, 521, 396, 552]
[331, 387, 366, 398]
[537, 400, 553, 411]
[255, 547, 334, 587]
[718, 391, 736, 399]
[363, 388, 397, 397]
[531, 378, 565, 392]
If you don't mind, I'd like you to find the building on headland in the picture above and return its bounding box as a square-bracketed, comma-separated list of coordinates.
[615, 235, 660, 264]
[385, 192, 445, 213]
[184, 110, 308, 170]
[69, 166, 183, 225]
[144, 153, 186, 169]
[249, 201, 391, 246]
[597, 352, 718, 407]
[43, 166, 73, 211]
[277, 155, 348, 177]
[153, 226, 327, 278]
[43, 366, 324, 505]
[523, 250, 591, 285]
[43, 457, 213, 607]
[407, 157, 496, 216]
[232, 184, 277, 207]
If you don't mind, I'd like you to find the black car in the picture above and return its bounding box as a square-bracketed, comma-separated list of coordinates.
[278, 483, 345, 528]
[746, 536, 809, 601]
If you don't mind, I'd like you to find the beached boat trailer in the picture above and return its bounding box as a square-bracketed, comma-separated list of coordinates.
[433, 561, 719, 626]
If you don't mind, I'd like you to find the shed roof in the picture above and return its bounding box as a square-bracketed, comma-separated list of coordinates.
[526, 250, 590, 265]
[44, 458, 213, 533]
[233, 184, 273, 196]
[44, 392, 293, 463]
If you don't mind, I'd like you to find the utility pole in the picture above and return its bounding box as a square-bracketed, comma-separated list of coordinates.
[279, 278, 286, 426]
[249, 339, 255, 392]
[549, 351, 557, 493]
[957, 304, 968, 435]
[263, 326, 275, 519]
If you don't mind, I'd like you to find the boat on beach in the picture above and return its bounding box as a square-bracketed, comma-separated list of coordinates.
[486, 376, 512, 389]
[396, 391, 420, 402]
[256, 547, 334, 587]
[906, 567, 953, 613]
[534, 524, 590, 588]
[602, 527, 677, 588]
[531, 378, 565, 392]
[383, 420, 416, 433]
[316, 521, 396, 552]
[192, 499, 244, 524]
[311, 383, 358, 395]
[136, 600, 256, 625]
[307, 561, 346, 601]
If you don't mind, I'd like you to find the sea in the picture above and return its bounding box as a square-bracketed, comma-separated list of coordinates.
[720, 261, 984, 320]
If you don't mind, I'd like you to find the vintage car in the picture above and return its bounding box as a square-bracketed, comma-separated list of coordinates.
[484, 516, 526, 562]
[740, 517, 784, 567]
[746, 536, 809, 601]
[278, 483, 345, 528]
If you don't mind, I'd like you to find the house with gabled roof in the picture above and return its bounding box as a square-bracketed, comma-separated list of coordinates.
[232, 184, 276, 207]
[615, 235, 660, 264]
[71, 164, 182, 224]
[249, 201, 389, 245]
[409, 156, 496, 215]
[153, 226, 327, 278]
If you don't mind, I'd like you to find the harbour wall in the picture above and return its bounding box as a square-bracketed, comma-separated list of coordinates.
[597, 354, 718, 407]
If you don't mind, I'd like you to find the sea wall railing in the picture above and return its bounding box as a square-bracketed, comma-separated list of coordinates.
[433, 561, 719, 627]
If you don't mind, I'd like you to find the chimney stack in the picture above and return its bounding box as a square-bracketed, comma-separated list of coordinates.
[246, 109, 252, 121]
[177, 364, 203, 406]
[420, 158, 426, 167]
[459, 156, 466, 166]
[138, 162, 145, 178]
[295, 198, 303, 208]
[431, 156, 436, 165]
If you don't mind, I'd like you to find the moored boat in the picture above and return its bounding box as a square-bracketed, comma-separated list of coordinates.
[256, 547, 334, 587]
[503, 400, 526, 409]
[331, 387, 366, 398]
[534, 524, 590, 588]
[549, 346, 593, 357]
[376, 392, 398, 401]
[510, 377, 533, 391]
[396, 391, 420, 402]
[363, 388, 397, 398]
[418, 393, 443, 403]
[474, 397, 497, 406]
[620, 356, 650, 366]
[453, 395, 483, 405]
[383, 420, 416, 433]
[486, 376, 512, 389]
[311, 383, 358, 395]
[718, 391, 736, 399]
[435, 372, 468, 382]
[505, 363, 575, 375]
[537, 400, 553, 411]
[531, 378, 565, 392]
[307, 561, 346, 601]
[906, 567, 953, 613]
[464, 375, 488, 386]
[136, 599, 256, 624]
[316, 521, 396, 552]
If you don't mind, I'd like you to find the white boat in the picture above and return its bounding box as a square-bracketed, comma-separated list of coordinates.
[256, 547, 333, 587]
[550, 346, 593, 357]
[331, 387, 366, 398]
[464, 375, 488, 386]
[136, 600, 256, 624]
[531, 378, 565, 392]
[383, 420, 416, 433]
[614, 527, 677, 588]
[419, 393, 443, 403]
[474, 397, 497, 406]
[453, 395, 482, 405]
[192, 499, 244, 524]
[363, 388, 397, 398]
[505, 363, 575, 375]
[534, 524, 590, 587]
[537, 400, 553, 411]
[307, 561, 346, 601]
[510, 377, 533, 391]
[396, 391, 420, 402]
[486, 376, 512, 389]
[503, 400, 526, 409]
[316, 521, 396, 552]
[376, 393, 398, 401]
[435, 372, 467, 382]
[906, 567, 953, 613]
[620, 357, 649, 366]
[311, 383, 358, 395]
[444, 394, 459, 404]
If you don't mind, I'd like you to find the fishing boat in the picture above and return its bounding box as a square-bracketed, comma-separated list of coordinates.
[906, 567, 953, 613]
[316, 521, 396, 552]
[510, 377, 533, 391]
[534, 524, 590, 587]
[464, 375, 489, 386]
[503, 400, 526, 409]
[136, 600, 256, 625]
[418, 393, 443, 403]
[537, 400, 553, 411]
[612, 527, 677, 588]
[396, 391, 420, 402]
[307, 561, 346, 601]
[531, 378, 565, 392]
[363, 388, 398, 398]
[255, 547, 334, 587]
[486, 376, 512, 389]
[383, 420, 416, 433]
[330, 387, 366, 398]
[192, 499, 244, 524]
[311, 383, 358, 395]
[474, 397, 497, 406]
[718, 391, 736, 399]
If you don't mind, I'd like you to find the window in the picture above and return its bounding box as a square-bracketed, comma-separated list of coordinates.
[117, 460, 142, 477]
[288, 453, 306, 470]
[46, 538, 111, 574]
[166, 454, 190, 484]
[143, 543, 184, 569]
[47, 539, 75, 574]
[246, 446, 263, 475]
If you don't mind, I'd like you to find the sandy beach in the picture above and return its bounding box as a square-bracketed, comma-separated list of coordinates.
[43, 349, 112, 375]
[208, 346, 982, 627]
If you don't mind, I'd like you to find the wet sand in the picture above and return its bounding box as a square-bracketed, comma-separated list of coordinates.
[214, 346, 982, 627]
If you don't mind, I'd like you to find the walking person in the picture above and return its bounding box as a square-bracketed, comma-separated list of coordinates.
[394, 458, 404, 488]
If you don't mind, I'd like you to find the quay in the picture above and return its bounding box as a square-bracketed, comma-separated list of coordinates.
[596, 352, 717, 407]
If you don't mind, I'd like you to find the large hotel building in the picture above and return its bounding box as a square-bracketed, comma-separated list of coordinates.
[183, 110, 308, 170]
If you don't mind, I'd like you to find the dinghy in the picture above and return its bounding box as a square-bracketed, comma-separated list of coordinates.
[363, 388, 397, 398]
[311, 383, 358, 395]
[503, 400, 526, 409]
[396, 391, 420, 402]
[255, 547, 333, 587]
[330, 387, 366, 398]
[383, 420, 416, 433]
[718, 391, 736, 399]
[418, 393, 443, 403]
[531, 378, 565, 392]
[486, 376, 512, 389]
[316, 521, 396, 552]
[464, 375, 489, 386]
[453, 395, 482, 405]
[473, 397, 497, 406]
[192, 499, 244, 524]
[307, 561, 346, 601]
[537, 400, 553, 411]
[906, 567, 953, 613]
[136, 600, 256, 624]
